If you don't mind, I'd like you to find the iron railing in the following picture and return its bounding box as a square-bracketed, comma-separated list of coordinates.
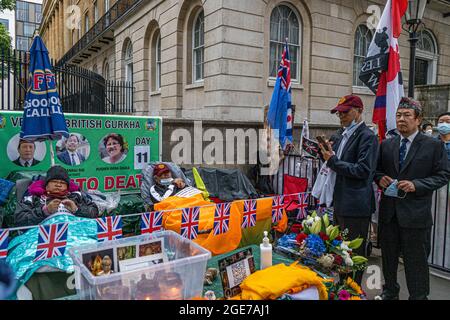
[57, 0, 142, 66]
[0, 49, 133, 114]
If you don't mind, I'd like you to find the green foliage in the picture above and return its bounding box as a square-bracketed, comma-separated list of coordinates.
[0, 0, 16, 12]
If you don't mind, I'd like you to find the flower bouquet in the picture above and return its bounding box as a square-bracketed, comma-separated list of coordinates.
[325, 277, 367, 300]
[276, 211, 368, 277]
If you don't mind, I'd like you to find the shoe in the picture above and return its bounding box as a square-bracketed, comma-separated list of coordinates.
[374, 291, 399, 300]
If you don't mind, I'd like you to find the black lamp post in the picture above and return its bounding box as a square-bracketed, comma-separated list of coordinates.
[405, 0, 428, 97]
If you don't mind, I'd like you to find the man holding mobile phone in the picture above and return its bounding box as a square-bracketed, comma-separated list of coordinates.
[316, 95, 379, 285]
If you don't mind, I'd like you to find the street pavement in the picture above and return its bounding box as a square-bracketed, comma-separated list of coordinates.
[361, 248, 450, 300]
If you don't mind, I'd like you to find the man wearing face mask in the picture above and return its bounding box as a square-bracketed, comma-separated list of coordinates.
[375, 98, 450, 300]
[148, 164, 186, 206]
[317, 95, 379, 285]
[436, 112, 450, 161]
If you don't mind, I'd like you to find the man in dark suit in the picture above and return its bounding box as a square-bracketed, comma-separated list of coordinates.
[375, 97, 449, 300]
[318, 95, 379, 285]
[13, 139, 40, 167]
[57, 134, 86, 166]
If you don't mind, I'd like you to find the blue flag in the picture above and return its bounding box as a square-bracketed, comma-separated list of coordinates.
[267, 41, 293, 149]
[20, 36, 69, 141]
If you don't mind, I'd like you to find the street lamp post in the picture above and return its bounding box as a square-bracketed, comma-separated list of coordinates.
[404, 0, 428, 98]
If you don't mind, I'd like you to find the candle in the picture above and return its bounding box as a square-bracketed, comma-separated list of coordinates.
[135, 274, 161, 300]
[159, 272, 183, 300]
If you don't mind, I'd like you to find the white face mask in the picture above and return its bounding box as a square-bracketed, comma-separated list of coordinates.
[425, 129, 433, 136]
[159, 178, 173, 186]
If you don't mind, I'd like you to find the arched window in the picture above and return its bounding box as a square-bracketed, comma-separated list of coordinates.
[155, 34, 161, 90]
[124, 41, 133, 83]
[269, 5, 300, 81]
[103, 60, 110, 80]
[192, 10, 204, 82]
[415, 30, 438, 85]
[84, 12, 89, 34]
[353, 24, 373, 86]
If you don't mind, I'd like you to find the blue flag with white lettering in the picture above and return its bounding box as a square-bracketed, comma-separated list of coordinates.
[20, 35, 69, 141]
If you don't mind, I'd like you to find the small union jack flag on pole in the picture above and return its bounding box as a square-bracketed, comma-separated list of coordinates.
[297, 193, 309, 220]
[213, 203, 231, 235]
[0, 229, 9, 259]
[141, 211, 163, 234]
[271, 195, 284, 223]
[242, 200, 257, 229]
[96, 216, 123, 242]
[34, 223, 69, 262]
[181, 207, 200, 240]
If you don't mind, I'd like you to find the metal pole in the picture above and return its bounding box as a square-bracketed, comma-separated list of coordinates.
[408, 29, 419, 98]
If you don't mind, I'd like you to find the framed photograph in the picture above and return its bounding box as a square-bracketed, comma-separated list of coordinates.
[81, 248, 116, 277]
[138, 238, 164, 257]
[218, 248, 256, 299]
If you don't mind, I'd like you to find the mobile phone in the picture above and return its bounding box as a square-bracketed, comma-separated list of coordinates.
[316, 136, 330, 151]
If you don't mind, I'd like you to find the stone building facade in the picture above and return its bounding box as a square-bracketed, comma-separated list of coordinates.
[39, 0, 450, 164]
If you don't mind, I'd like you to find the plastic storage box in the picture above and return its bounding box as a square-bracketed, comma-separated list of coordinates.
[69, 230, 211, 300]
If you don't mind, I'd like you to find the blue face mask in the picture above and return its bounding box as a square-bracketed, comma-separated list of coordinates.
[346, 120, 357, 130]
[159, 178, 173, 186]
[384, 180, 406, 199]
[437, 123, 450, 135]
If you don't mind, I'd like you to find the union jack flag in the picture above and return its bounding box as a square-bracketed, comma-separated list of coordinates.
[213, 203, 231, 235]
[297, 193, 309, 220]
[96, 216, 123, 242]
[271, 195, 284, 223]
[34, 223, 69, 262]
[242, 200, 257, 229]
[141, 211, 164, 234]
[181, 207, 200, 240]
[0, 229, 9, 259]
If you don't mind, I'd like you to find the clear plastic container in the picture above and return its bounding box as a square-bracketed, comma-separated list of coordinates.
[69, 230, 211, 300]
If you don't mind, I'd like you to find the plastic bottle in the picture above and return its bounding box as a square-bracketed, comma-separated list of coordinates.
[260, 231, 272, 270]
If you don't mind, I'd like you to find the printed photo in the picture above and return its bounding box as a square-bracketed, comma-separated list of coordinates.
[99, 133, 128, 164]
[56, 133, 90, 166]
[7, 134, 46, 167]
[82, 248, 116, 277]
[138, 239, 163, 257]
[117, 245, 137, 261]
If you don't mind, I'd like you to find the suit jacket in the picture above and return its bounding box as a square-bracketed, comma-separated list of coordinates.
[327, 122, 379, 218]
[375, 133, 450, 228]
[57, 150, 86, 165]
[13, 158, 40, 167]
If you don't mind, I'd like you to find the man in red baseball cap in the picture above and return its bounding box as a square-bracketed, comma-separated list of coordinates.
[315, 94, 379, 285]
[148, 163, 186, 206]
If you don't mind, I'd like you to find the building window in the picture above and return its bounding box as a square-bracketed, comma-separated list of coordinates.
[415, 30, 438, 86]
[84, 12, 89, 34]
[192, 10, 204, 82]
[23, 22, 35, 37]
[103, 60, 110, 80]
[125, 41, 133, 83]
[94, 1, 99, 23]
[0, 19, 9, 31]
[155, 34, 161, 90]
[269, 5, 300, 81]
[16, 1, 29, 21]
[104, 0, 110, 12]
[16, 36, 29, 51]
[35, 5, 42, 24]
[93, 64, 98, 74]
[353, 24, 373, 86]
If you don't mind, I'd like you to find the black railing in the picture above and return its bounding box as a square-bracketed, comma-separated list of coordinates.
[57, 0, 142, 66]
[429, 183, 450, 274]
[0, 49, 134, 114]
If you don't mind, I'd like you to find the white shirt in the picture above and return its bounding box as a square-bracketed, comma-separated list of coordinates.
[19, 158, 33, 167]
[68, 151, 81, 165]
[399, 130, 419, 159]
[336, 121, 365, 159]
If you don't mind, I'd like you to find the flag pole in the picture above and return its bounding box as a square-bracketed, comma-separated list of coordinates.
[49, 141, 55, 167]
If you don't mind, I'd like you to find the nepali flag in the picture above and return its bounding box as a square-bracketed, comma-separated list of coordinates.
[359, 0, 407, 140]
[213, 203, 231, 235]
[141, 211, 163, 235]
[297, 193, 309, 220]
[242, 200, 257, 229]
[0, 229, 9, 259]
[267, 39, 293, 150]
[96, 216, 123, 242]
[181, 207, 200, 240]
[34, 223, 69, 262]
[271, 195, 284, 223]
